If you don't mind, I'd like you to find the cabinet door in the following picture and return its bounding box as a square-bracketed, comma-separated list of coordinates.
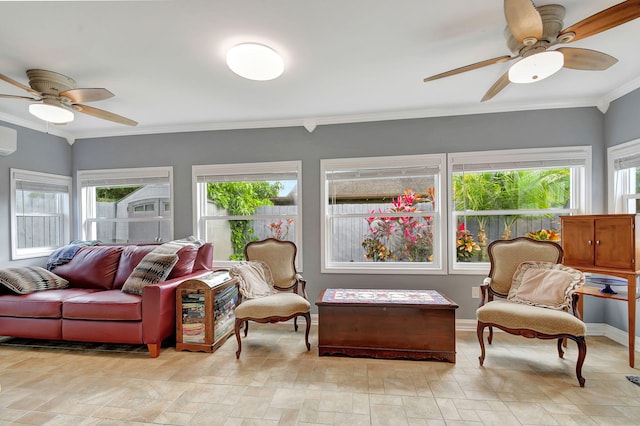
[595, 216, 634, 270]
[562, 217, 595, 267]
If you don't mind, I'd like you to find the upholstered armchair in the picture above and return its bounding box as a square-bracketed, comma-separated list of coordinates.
[245, 238, 307, 298]
[476, 237, 588, 387]
[229, 239, 311, 358]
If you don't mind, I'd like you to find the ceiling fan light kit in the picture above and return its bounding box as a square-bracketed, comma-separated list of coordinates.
[423, 0, 640, 101]
[226, 43, 284, 81]
[508, 50, 564, 83]
[28, 99, 74, 124]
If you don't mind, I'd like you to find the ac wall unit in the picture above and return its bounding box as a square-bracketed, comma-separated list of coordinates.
[0, 126, 17, 156]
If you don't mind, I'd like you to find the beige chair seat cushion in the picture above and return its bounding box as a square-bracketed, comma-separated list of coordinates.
[477, 300, 586, 336]
[235, 293, 310, 319]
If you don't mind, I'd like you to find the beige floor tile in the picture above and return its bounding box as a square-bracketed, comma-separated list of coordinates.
[1, 326, 640, 425]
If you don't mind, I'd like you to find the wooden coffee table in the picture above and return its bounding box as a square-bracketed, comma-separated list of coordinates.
[315, 288, 458, 362]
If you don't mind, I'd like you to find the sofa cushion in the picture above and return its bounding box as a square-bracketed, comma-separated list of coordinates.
[193, 243, 214, 271]
[63, 290, 142, 321]
[0, 266, 69, 294]
[121, 253, 179, 295]
[53, 246, 123, 290]
[0, 288, 98, 318]
[112, 244, 198, 289]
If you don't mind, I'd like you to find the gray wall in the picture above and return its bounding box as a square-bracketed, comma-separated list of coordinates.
[3, 97, 636, 322]
[605, 88, 640, 149]
[70, 106, 607, 320]
[0, 124, 71, 268]
[603, 89, 640, 331]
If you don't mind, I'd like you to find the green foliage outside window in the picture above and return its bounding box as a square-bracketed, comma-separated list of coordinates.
[207, 181, 282, 260]
[453, 169, 570, 261]
[96, 187, 142, 202]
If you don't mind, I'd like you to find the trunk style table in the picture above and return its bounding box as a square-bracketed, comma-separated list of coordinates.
[315, 288, 458, 362]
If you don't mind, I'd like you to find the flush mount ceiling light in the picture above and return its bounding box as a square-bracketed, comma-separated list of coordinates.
[28, 98, 74, 124]
[226, 43, 284, 81]
[508, 50, 564, 84]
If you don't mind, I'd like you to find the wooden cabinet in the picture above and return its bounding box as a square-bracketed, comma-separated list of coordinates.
[561, 214, 639, 272]
[176, 271, 239, 353]
[560, 214, 640, 367]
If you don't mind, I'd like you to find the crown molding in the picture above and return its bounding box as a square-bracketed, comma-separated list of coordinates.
[3, 79, 638, 144]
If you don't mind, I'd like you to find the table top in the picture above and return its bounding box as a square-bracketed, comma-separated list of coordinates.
[315, 288, 458, 309]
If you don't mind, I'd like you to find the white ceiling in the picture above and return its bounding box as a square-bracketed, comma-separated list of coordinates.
[0, 0, 639, 143]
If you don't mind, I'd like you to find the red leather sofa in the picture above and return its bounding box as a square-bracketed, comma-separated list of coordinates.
[0, 242, 213, 357]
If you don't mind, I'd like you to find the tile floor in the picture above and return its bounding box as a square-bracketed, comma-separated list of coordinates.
[1, 325, 640, 425]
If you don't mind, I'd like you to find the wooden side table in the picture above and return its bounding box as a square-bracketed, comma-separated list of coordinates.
[575, 269, 639, 368]
[176, 271, 239, 353]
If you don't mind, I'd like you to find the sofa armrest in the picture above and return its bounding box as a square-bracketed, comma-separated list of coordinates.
[141, 270, 212, 345]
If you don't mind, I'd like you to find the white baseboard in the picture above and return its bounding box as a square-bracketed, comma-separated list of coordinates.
[311, 315, 638, 351]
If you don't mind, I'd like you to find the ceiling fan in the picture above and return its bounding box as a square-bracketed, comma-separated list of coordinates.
[423, 0, 640, 102]
[0, 69, 137, 126]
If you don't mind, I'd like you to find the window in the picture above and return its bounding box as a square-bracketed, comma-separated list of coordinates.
[78, 167, 173, 243]
[608, 138, 640, 213]
[321, 154, 446, 274]
[449, 147, 591, 273]
[193, 161, 302, 266]
[10, 169, 72, 259]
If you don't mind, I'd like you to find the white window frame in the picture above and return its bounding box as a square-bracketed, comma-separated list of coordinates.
[448, 146, 592, 275]
[10, 168, 72, 260]
[77, 166, 174, 242]
[192, 160, 302, 269]
[608, 138, 640, 213]
[321, 154, 447, 274]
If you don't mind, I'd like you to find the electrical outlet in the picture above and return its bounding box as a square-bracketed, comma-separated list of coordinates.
[471, 286, 480, 299]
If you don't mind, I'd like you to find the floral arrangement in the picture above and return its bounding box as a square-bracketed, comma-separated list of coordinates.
[362, 188, 434, 262]
[525, 229, 560, 241]
[268, 218, 294, 240]
[456, 222, 480, 261]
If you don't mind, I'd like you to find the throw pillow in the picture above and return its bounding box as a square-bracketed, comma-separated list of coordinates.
[0, 266, 69, 295]
[508, 261, 584, 310]
[121, 253, 179, 295]
[229, 261, 277, 299]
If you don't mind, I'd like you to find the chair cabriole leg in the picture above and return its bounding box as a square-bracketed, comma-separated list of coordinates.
[574, 335, 587, 387]
[556, 338, 565, 359]
[303, 312, 311, 351]
[477, 321, 486, 366]
[234, 318, 243, 359]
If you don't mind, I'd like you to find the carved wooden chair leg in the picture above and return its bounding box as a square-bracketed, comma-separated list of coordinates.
[556, 338, 565, 359]
[477, 321, 486, 366]
[244, 320, 249, 337]
[294, 317, 299, 332]
[488, 325, 494, 344]
[303, 312, 311, 351]
[234, 318, 243, 359]
[573, 335, 587, 388]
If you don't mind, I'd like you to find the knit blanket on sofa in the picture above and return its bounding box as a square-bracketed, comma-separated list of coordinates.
[151, 235, 203, 255]
[46, 240, 101, 271]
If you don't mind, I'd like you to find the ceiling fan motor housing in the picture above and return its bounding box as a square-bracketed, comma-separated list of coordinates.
[26, 69, 76, 96]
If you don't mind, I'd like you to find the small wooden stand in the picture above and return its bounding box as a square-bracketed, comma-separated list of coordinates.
[176, 271, 239, 353]
[561, 214, 640, 367]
